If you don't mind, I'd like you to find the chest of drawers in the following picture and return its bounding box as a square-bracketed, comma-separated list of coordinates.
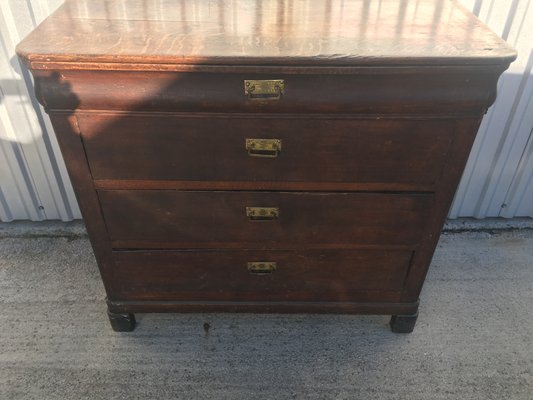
[17, 0, 515, 332]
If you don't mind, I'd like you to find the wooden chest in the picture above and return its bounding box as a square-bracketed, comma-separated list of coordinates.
[17, 0, 515, 332]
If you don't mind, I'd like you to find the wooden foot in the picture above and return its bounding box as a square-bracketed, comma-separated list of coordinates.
[107, 310, 136, 332]
[390, 312, 418, 333]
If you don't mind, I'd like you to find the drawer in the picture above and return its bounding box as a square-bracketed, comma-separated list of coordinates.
[110, 249, 413, 302]
[80, 114, 454, 188]
[36, 70, 500, 115]
[98, 190, 433, 249]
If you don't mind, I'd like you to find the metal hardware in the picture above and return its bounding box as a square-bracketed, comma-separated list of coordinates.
[247, 262, 277, 275]
[245, 138, 282, 157]
[244, 79, 285, 100]
[246, 206, 279, 221]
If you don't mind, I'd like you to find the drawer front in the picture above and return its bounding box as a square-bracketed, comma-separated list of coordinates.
[110, 249, 413, 302]
[80, 114, 454, 187]
[37, 70, 499, 115]
[99, 190, 433, 248]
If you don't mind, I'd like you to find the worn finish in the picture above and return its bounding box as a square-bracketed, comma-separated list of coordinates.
[80, 115, 455, 186]
[109, 249, 413, 302]
[17, 0, 515, 332]
[99, 190, 432, 248]
[16, 0, 515, 68]
[31, 69, 505, 114]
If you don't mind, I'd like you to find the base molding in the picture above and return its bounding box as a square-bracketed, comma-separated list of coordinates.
[107, 299, 419, 315]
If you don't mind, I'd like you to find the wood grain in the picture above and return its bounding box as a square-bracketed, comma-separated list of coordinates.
[32, 68, 505, 114]
[79, 114, 455, 186]
[16, 0, 516, 69]
[46, 114, 116, 296]
[109, 249, 412, 302]
[16, 0, 515, 331]
[107, 299, 420, 315]
[98, 190, 433, 248]
[92, 179, 436, 193]
[401, 118, 483, 302]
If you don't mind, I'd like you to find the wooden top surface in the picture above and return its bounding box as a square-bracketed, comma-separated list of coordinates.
[17, 0, 516, 70]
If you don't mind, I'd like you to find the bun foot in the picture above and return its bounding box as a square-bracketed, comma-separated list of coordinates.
[390, 312, 418, 333]
[107, 310, 136, 332]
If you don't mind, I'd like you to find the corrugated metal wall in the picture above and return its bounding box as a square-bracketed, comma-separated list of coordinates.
[450, 0, 533, 218]
[0, 0, 80, 221]
[0, 0, 531, 221]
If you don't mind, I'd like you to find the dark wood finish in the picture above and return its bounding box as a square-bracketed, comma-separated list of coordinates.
[107, 299, 420, 316]
[46, 114, 116, 296]
[390, 312, 419, 333]
[80, 114, 454, 186]
[93, 180, 436, 193]
[401, 118, 484, 303]
[98, 190, 433, 248]
[107, 310, 136, 332]
[109, 249, 413, 302]
[17, 0, 515, 332]
[30, 69, 505, 114]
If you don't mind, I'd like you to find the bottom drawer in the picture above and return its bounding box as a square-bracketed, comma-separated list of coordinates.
[110, 249, 413, 302]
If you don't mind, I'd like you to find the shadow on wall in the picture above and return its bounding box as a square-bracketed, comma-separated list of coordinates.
[0, 56, 78, 221]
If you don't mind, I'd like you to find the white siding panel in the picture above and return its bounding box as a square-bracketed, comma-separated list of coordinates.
[449, 0, 533, 218]
[503, 138, 533, 217]
[0, 0, 531, 221]
[0, 0, 79, 221]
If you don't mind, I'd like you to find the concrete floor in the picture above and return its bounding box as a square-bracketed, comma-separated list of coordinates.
[0, 223, 532, 399]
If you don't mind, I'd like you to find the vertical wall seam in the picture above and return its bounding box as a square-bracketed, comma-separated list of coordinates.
[475, 52, 533, 216]
[0, 186, 13, 221]
[1, 0, 77, 221]
[501, 0, 521, 40]
[502, 127, 533, 215]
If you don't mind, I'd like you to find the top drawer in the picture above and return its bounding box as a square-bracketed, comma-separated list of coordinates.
[34, 69, 501, 115]
[79, 114, 454, 189]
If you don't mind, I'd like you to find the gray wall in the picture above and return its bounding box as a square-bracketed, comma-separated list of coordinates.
[0, 0, 532, 221]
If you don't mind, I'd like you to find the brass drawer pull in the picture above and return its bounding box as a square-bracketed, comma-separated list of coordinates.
[244, 79, 284, 100]
[246, 206, 279, 221]
[247, 262, 277, 275]
[245, 138, 282, 158]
